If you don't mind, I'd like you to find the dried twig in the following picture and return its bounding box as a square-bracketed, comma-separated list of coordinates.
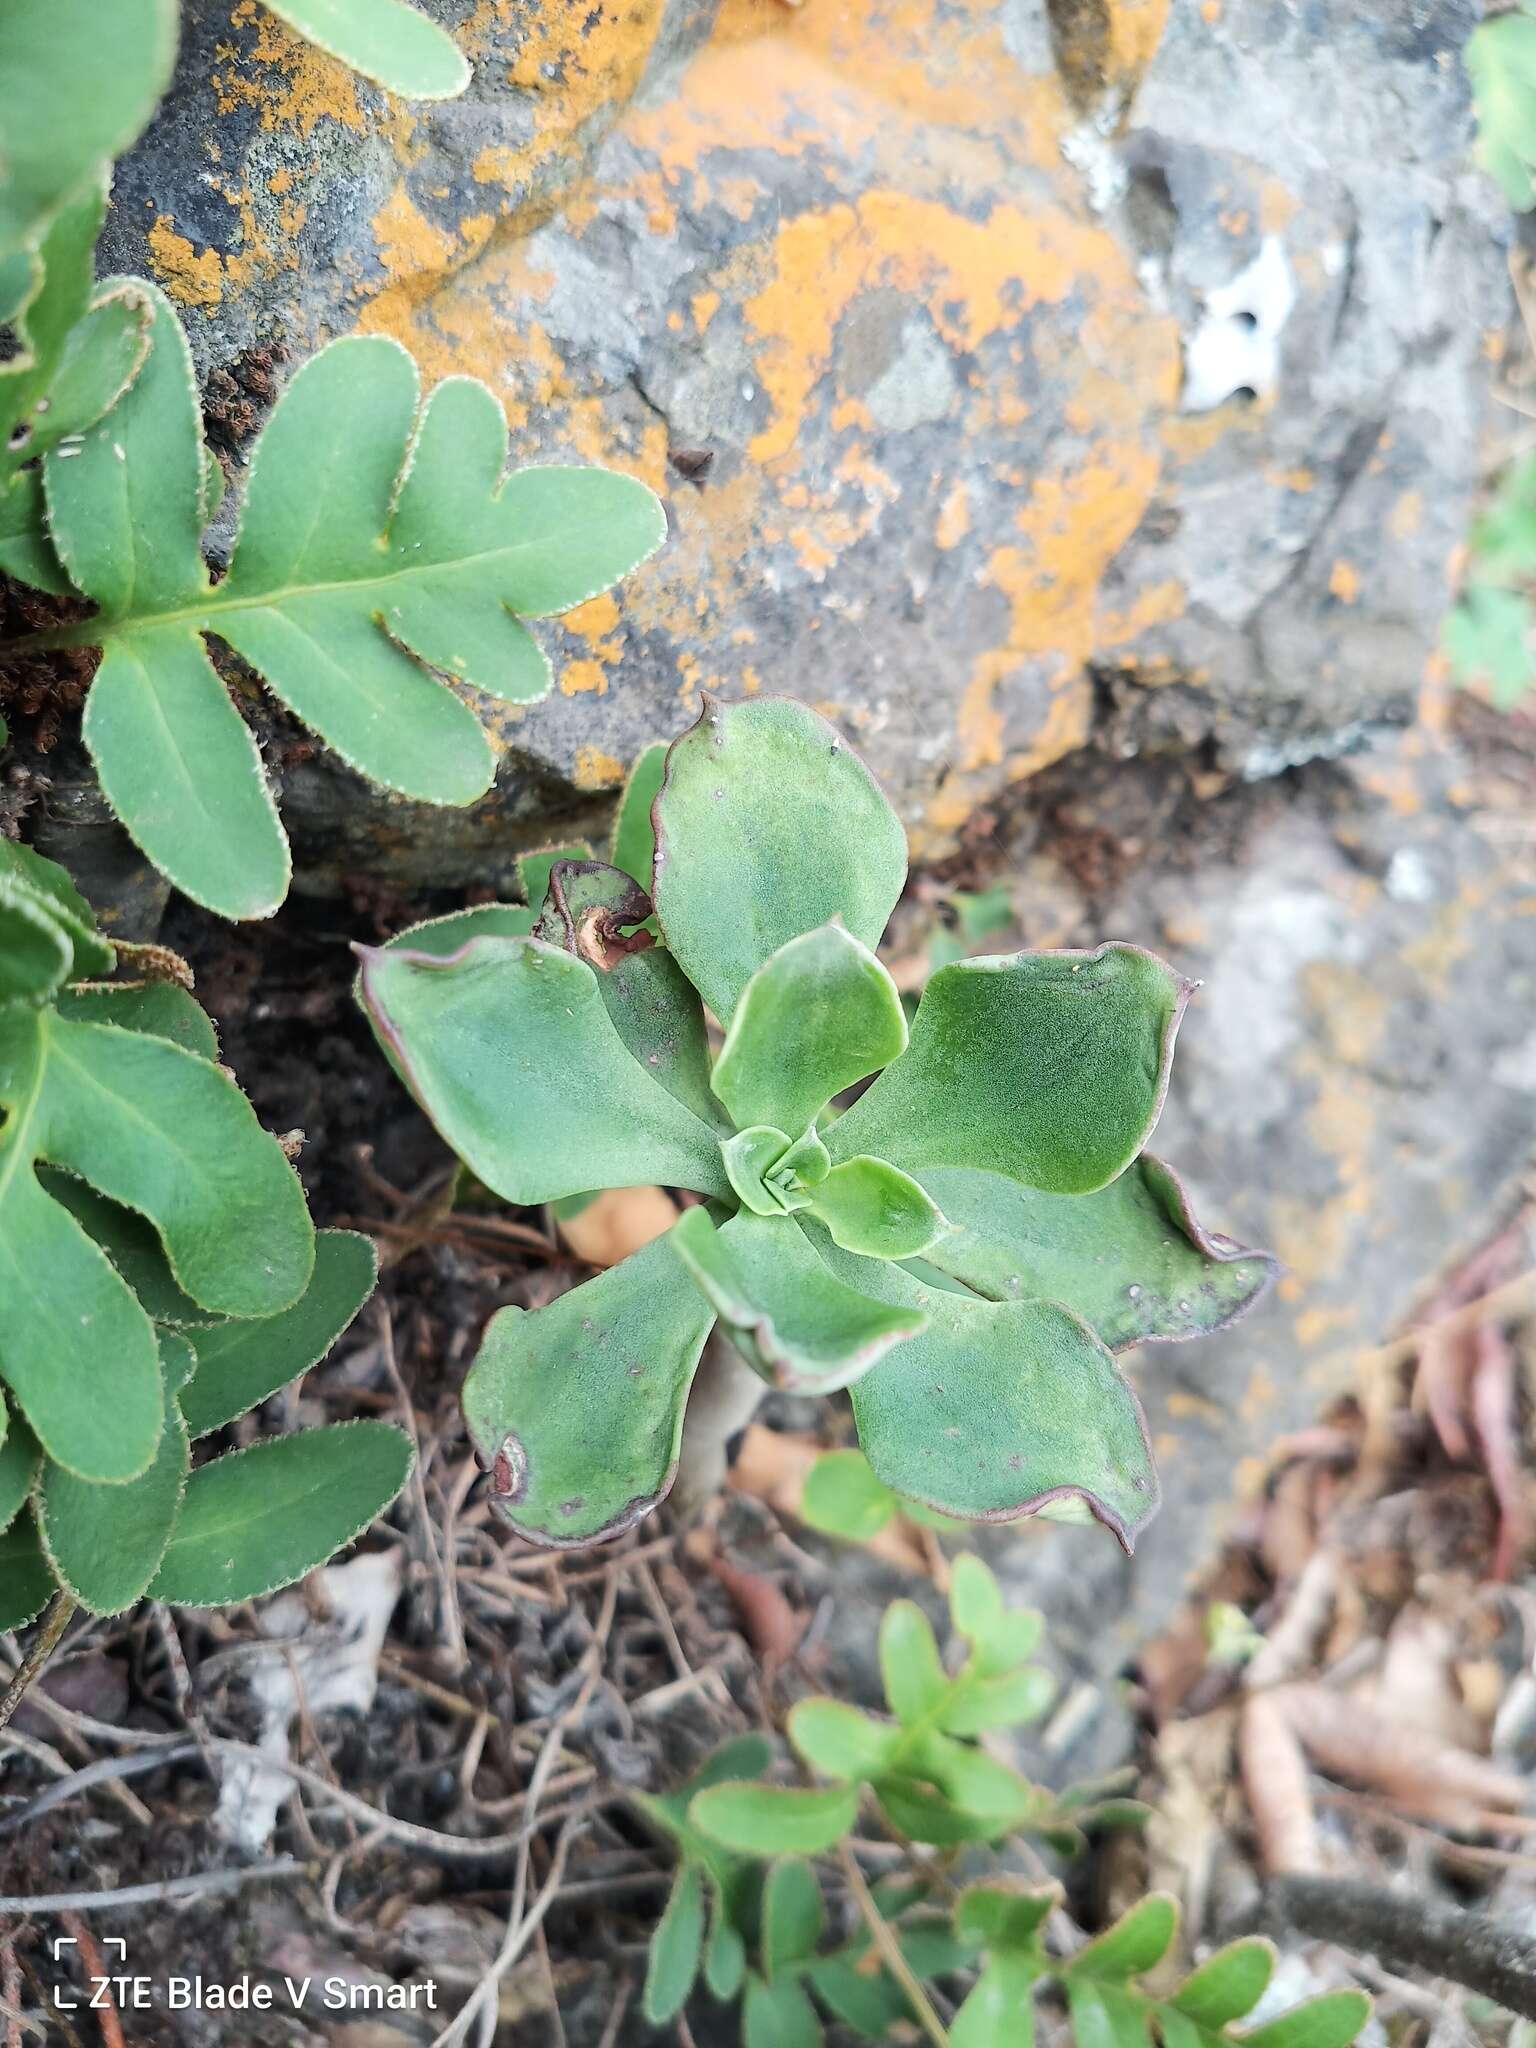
[0, 1593, 76, 1738]
[0, 1862, 304, 1915]
[836, 1839, 951, 2048]
[1263, 1875, 1536, 2020]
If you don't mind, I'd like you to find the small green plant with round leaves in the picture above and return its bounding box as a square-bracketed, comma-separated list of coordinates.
[635, 1559, 1371, 2048]
[0, 837, 409, 1630]
[358, 696, 1275, 1553]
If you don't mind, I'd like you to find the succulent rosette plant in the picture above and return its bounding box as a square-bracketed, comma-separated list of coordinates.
[357, 697, 1275, 1552]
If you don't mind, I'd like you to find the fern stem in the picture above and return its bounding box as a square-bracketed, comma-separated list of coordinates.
[836, 1838, 951, 2048]
[0, 1591, 77, 1736]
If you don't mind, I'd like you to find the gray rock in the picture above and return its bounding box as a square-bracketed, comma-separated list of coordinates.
[99, 0, 1506, 884]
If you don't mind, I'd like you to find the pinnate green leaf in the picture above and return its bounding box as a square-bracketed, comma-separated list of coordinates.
[940, 1666, 1055, 1736]
[178, 1230, 378, 1437]
[788, 1700, 899, 1782]
[704, 1893, 747, 2000]
[148, 1420, 411, 1604]
[0, 1406, 41, 1535]
[744, 1972, 823, 2048]
[951, 1953, 1040, 2048]
[462, 1234, 715, 1546]
[671, 1208, 925, 1394]
[39, 1331, 192, 1614]
[1469, 10, 1536, 210]
[1171, 1939, 1275, 2027]
[690, 1781, 860, 1857]
[0, 0, 178, 261]
[262, 0, 471, 98]
[828, 945, 1191, 1196]
[0, 1002, 310, 1480]
[358, 935, 730, 1205]
[711, 923, 907, 1138]
[1068, 1894, 1179, 1981]
[919, 1159, 1275, 1350]
[44, 311, 663, 918]
[879, 1600, 947, 1724]
[1239, 1992, 1372, 2048]
[763, 1858, 825, 1975]
[800, 1449, 898, 1542]
[653, 697, 907, 1025]
[644, 1861, 705, 2023]
[58, 980, 218, 1060]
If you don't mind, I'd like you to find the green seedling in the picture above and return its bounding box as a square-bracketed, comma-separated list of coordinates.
[637, 1562, 1364, 2048]
[0, 838, 409, 1628]
[358, 695, 1274, 1552]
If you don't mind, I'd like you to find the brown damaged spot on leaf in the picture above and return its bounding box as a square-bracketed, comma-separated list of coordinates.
[536, 860, 656, 971]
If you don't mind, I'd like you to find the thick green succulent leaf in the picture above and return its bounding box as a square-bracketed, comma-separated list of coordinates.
[0, 1405, 41, 1534]
[808, 1156, 951, 1261]
[38, 1331, 192, 1614]
[534, 861, 726, 1127]
[827, 945, 1192, 1196]
[1171, 1940, 1275, 2027]
[653, 697, 908, 1025]
[178, 1230, 379, 1437]
[44, 313, 661, 917]
[711, 924, 907, 1137]
[745, 1973, 824, 2048]
[918, 1159, 1276, 1349]
[0, 1507, 55, 1632]
[149, 1420, 411, 1605]
[764, 1859, 825, 1976]
[644, 1861, 705, 2024]
[879, 1600, 947, 1724]
[813, 1239, 1158, 1546]
[0, 0, 178, 261]
[1069, 1896, 1179, 1982]
[517, 839, 593, 909]
[358, 935, 730, 1204]
[261, 0, 471, 98]
[463, 1234, 715, 1546]
[788, 1699, 900, 1782]
[691, 1781, 860, 1857]
[612, 741, 668, 885]
[383, 904, 538, 959]
[671, 1208, 926, 1394]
